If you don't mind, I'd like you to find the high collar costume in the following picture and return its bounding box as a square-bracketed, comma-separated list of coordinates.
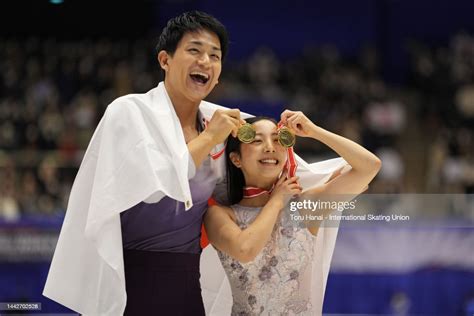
[43, 82, 347, 315]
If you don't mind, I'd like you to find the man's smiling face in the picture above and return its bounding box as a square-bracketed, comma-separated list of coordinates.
[159, 29, 222, 103]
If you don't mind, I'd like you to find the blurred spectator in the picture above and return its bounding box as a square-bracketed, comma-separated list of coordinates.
[0, 155, 20, 221]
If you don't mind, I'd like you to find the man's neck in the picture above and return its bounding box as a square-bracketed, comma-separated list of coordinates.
[164, 81, 200, 128]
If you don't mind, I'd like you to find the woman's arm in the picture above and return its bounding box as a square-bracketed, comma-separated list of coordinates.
[281, 110, 381, 235]
[204, 175, 301, 263]
[282, 109, 381, 195]
[305, 125, 380, 194]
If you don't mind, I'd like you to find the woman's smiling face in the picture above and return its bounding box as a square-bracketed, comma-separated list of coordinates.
[230, 119, 287, 187]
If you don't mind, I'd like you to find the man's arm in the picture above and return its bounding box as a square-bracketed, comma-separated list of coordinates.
[187, 109, 243, 168]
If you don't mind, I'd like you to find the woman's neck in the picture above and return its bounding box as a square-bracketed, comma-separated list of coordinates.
[244, 178, 275, 192]
[238, 194, 271, 208]
[238, 175, 279, 207]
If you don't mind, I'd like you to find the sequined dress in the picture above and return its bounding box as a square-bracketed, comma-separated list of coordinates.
[215, 204, 316, 315]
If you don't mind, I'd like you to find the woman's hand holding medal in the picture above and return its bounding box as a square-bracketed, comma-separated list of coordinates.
[280, 109, 318, 138]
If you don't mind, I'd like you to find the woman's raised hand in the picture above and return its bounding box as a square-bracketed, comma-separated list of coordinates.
[280, 109, 317, 138]
[269, 171, 302, 209]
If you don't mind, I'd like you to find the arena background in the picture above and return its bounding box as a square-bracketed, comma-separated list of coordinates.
[0, 0, 473, 314]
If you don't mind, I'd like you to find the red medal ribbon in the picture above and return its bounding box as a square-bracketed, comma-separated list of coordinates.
[243, 184, 275, 198]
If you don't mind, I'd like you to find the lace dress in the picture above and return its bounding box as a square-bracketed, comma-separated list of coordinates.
[215, 204, 316, 315]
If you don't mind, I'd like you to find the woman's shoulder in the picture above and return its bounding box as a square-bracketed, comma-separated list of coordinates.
[209, 204, 237, 222]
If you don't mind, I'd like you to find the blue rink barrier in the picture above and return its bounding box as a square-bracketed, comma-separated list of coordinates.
[0, 215, 76, 313]
[1, 262, 473, 314]
[323, 269, 474, 315]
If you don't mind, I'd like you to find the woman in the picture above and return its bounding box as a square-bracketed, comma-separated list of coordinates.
[204, 110, 381, 315]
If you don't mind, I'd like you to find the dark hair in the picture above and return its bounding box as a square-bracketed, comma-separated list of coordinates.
[226, 116, 278, 204]
[156, 11, 229, 61]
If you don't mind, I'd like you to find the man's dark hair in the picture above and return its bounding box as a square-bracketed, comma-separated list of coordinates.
[226, 117, 278, 205]
[156, 11, 229, 61]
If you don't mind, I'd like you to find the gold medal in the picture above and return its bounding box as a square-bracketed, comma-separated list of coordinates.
[237, 123, 256, 143]
[278, 127, 296, 147]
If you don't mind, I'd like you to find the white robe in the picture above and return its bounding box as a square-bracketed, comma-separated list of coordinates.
[43, 82, 346, 315]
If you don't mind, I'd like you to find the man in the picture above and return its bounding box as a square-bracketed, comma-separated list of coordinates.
[44, 11, 244, 315]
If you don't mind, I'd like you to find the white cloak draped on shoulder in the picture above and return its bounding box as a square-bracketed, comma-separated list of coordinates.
[43, 82, 347, 315]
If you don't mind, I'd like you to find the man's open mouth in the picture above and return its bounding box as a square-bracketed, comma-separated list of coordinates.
[190, 72, 210, 84]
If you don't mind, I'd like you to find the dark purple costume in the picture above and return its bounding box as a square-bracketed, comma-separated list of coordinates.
[121, 154, 217, 315]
